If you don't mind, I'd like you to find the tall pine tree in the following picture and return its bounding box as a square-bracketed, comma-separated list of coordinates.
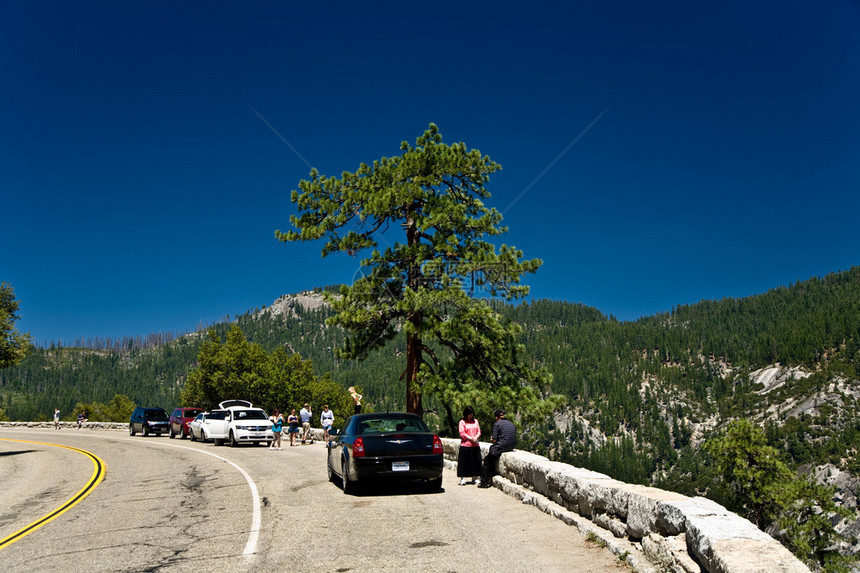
[279, 124, 557, 421]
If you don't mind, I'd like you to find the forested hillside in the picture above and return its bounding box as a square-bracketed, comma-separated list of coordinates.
[2, 267, 858, 493]
[509, 266, 860, 483]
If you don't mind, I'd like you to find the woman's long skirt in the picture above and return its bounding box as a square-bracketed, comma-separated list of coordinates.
[457, 444, 482, 478]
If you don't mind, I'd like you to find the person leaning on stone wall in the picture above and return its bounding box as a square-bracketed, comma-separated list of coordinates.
[478, 409, 516, 489]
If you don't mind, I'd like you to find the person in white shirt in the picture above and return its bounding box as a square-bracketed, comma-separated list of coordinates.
[299, 403, 313, 444]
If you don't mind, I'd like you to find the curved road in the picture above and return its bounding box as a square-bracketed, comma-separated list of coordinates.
[0, 428, 629, 572]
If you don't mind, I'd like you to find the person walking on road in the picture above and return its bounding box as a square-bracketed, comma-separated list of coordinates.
[457, 405, 482, 485]
[287, 409, 300, 446]
[300, 403, 313, 444]
[54, 408, 61, 430]
[320, 404, 334, 443]
[269, 409, 284, 450]
[478, 409, 516, 488]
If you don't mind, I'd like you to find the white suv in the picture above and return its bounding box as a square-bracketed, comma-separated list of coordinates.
[200, 400, 273, 447]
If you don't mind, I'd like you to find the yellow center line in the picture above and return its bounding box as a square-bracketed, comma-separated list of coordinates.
[0, 438, 106, 550]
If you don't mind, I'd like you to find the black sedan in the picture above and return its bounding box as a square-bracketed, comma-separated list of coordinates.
[326, 412, 444, 493]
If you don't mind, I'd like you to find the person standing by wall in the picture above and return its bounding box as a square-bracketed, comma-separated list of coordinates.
[348, 387, 362, 414]
[299, 403, 313, 444]
[320, 404, 334, 443]
[457, 405, 481, 485]
[478, 409, 516, 489]
[54, 408, 61, 430]
[269, 409, 284, 450]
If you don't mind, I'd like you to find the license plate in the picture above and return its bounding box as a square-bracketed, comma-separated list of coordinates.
[392, 461, 409, 472]
[252, 432, 266, 436]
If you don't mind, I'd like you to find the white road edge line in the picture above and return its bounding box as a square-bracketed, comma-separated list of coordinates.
[176, 445, 262, 557]
[31, 433, 263, 558]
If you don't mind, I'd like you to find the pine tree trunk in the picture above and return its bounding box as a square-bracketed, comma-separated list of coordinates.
[405, 331, 423, 417]
[404, 210, 423, 418]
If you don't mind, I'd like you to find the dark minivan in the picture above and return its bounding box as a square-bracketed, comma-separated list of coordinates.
[129, 406, 170, 437]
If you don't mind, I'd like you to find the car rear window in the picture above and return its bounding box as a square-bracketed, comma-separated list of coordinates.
[358, 417, 429, 434]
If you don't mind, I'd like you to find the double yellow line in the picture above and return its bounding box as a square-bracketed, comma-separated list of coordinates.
[0, 439, 106, 550]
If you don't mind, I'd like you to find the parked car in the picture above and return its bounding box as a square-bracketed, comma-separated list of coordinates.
[326, 412, 444, 494]
[169, 407, 205, 439]
[197, 400, 273, 447]
[188, 412, 208, 441]
[129, 407, 170, 437]
[194, 411, 231, 443]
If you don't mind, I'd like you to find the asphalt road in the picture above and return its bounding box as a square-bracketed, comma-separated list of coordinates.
[0, 428, 629, 572]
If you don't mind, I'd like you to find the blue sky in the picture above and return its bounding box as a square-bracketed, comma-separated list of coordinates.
[2, 1, 858, 345]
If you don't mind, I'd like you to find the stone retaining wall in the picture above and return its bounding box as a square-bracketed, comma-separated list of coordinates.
[441, 438, 809, 573]
[1, 421, 129, 430]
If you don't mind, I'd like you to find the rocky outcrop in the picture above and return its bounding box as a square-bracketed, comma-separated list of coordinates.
[442, 439, 809, 573]
[751, 365, 811, 395]
[813, 464, 860, 558]
[257, 291, 330, 319]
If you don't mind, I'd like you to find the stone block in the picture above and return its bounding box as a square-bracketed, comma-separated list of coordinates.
[657, 497, 728, 537]
[642, 533, 701, 573]
[685, 509, 809, 573]
[625, 485, 690, 539]
[594, 511, 628, 538]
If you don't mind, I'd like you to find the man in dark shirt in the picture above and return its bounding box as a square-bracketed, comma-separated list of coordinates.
[478, 409, 516, 488]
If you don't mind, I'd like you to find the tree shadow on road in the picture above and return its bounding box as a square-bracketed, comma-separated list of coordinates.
[0, 449, 38, 457]
[342, 481, 446, 497]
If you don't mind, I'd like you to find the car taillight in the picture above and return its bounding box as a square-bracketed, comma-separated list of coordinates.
[432, 435, 443, 454]
[353, 437, 366, 457]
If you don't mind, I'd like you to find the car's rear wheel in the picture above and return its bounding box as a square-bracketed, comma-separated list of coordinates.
[169, 427, 175, 439]
[341, 458, 355, 494]
[327, 453, 336, 483]
[426, 476, 443, 491]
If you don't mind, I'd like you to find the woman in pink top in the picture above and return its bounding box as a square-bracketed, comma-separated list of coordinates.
[457, 405, 482, 485]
